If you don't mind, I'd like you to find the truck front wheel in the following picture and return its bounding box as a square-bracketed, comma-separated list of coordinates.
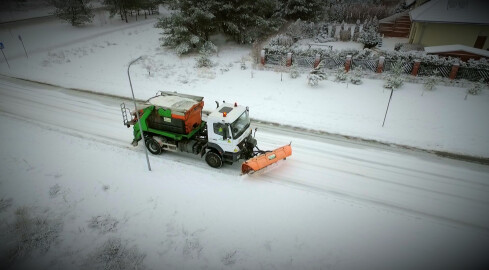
[145, 137, 162, 155]
[205, 151, 222, 168]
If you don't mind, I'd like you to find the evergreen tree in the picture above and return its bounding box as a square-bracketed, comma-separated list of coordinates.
[155, 0, 217, 55]
[156, 0, 285, 54]
[357, 26, 381, 49]
[51, 0, 94, 26]
[281, 0, 324, 21]
[384, 59, 404, 89]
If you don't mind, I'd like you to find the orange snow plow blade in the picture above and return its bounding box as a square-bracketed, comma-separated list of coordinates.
[241, 144, 292, 174]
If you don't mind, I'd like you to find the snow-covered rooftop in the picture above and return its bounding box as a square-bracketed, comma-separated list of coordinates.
[425, 44, 489, 57]
[410, 0, 489, 24]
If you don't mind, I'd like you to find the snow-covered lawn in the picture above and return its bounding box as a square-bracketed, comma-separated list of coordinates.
[1, 8, 489, 270]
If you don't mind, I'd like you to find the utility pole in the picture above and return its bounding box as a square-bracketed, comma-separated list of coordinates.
[382, 88, 394, 127]
[128, 56, 152, 171]
[18, 35, 28, 58]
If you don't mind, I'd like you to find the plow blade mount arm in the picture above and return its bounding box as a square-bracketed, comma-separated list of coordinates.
[241, 144, 292, 174]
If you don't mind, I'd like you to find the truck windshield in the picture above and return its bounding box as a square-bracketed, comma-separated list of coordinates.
[230, 110, 250, 139]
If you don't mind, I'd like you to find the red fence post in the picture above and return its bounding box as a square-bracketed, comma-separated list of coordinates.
[286, 52, 292, 67]
[376, 56, 385, 73]
[345, 55, 352, 72]
[314, 53, 321, 68]
[260, 50, 265, 65]
[449, 63, 460, 80]
[411, 60, 421, 76]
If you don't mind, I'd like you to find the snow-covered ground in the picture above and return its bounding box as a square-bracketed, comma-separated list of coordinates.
[0, 10, 487, 159]
[1, 76, 488, 269]
[1, 7, 489, 270]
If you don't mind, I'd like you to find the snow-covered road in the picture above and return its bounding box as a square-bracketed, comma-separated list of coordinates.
[1, 75, 489, 269]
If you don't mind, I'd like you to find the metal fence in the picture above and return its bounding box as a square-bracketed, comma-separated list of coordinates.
[293, 56, 315, 68]
[263, 53, 489, 82]
[266, 54, 286, 66]
[384, 60, 414, 74]
[351, 59, 377, 72]
[417, 63, 451, 77]
[456, 67, 489, 82]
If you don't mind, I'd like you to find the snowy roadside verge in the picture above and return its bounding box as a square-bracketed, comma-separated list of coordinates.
[3, 74, 489, 165]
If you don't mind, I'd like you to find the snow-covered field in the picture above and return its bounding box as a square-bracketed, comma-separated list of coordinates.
[1, 7, 489, 270]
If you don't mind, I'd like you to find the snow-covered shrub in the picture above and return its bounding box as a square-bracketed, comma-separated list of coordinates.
[307, 62, 327, 86]
[357, 26, 381, 49]
[467, 80, 484, 95]
[384, 59, 404, 89]
[423, 70, 439, 92]
[195, 55, 213, 68]
[350, 66, 363, 85]
[195, 41, 216, 68]
[268, 34, 294, 47]
[335, 67, 347, 81]
[290, 65, 300, 79]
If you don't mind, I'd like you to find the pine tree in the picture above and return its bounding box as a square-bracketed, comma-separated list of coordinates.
[155, 0, 217, 55]
[357, 26, 381, 49]
[281, 0, 324, 21]
[384, 59, 404, 89]
[156, 0, 285, 54]
[51, 0, 94, 26]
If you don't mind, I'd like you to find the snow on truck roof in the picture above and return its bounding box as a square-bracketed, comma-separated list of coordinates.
[147, 91, 203, 113]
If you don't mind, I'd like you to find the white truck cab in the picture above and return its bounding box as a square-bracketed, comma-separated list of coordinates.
[206, 102, 253, 163]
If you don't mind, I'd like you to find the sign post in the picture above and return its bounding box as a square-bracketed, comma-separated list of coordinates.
[18, 35, 28, 58]
[0, 42, 10, 69]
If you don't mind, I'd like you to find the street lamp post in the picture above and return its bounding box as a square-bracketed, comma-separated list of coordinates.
[128, 56, 152, 171]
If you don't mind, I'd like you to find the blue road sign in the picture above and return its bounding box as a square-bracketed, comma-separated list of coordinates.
[0, 42, 4, 50]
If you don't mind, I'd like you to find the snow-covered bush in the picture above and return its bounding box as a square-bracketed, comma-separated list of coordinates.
[307, 62, 327, 86]
[268, 34, 294, 47]
[290, 65, 300, 79]
[357, 26, 381, 49]
[335, 67, 347, 81]
[195, 41, 216, 68]
[350, 66, 364, 85]
[467, 80, 484, 95]
[384, 60, 404, 89]
[423, 70, 439, 92]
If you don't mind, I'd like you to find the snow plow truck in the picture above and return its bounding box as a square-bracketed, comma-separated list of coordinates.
[120, 91, 292, 174]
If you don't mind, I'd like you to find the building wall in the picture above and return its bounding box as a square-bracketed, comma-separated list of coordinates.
[409, 22, 489, 50]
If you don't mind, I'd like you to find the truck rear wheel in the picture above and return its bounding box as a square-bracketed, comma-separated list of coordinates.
[205, 151, 222, 168]
[145, 137, 162, 155]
